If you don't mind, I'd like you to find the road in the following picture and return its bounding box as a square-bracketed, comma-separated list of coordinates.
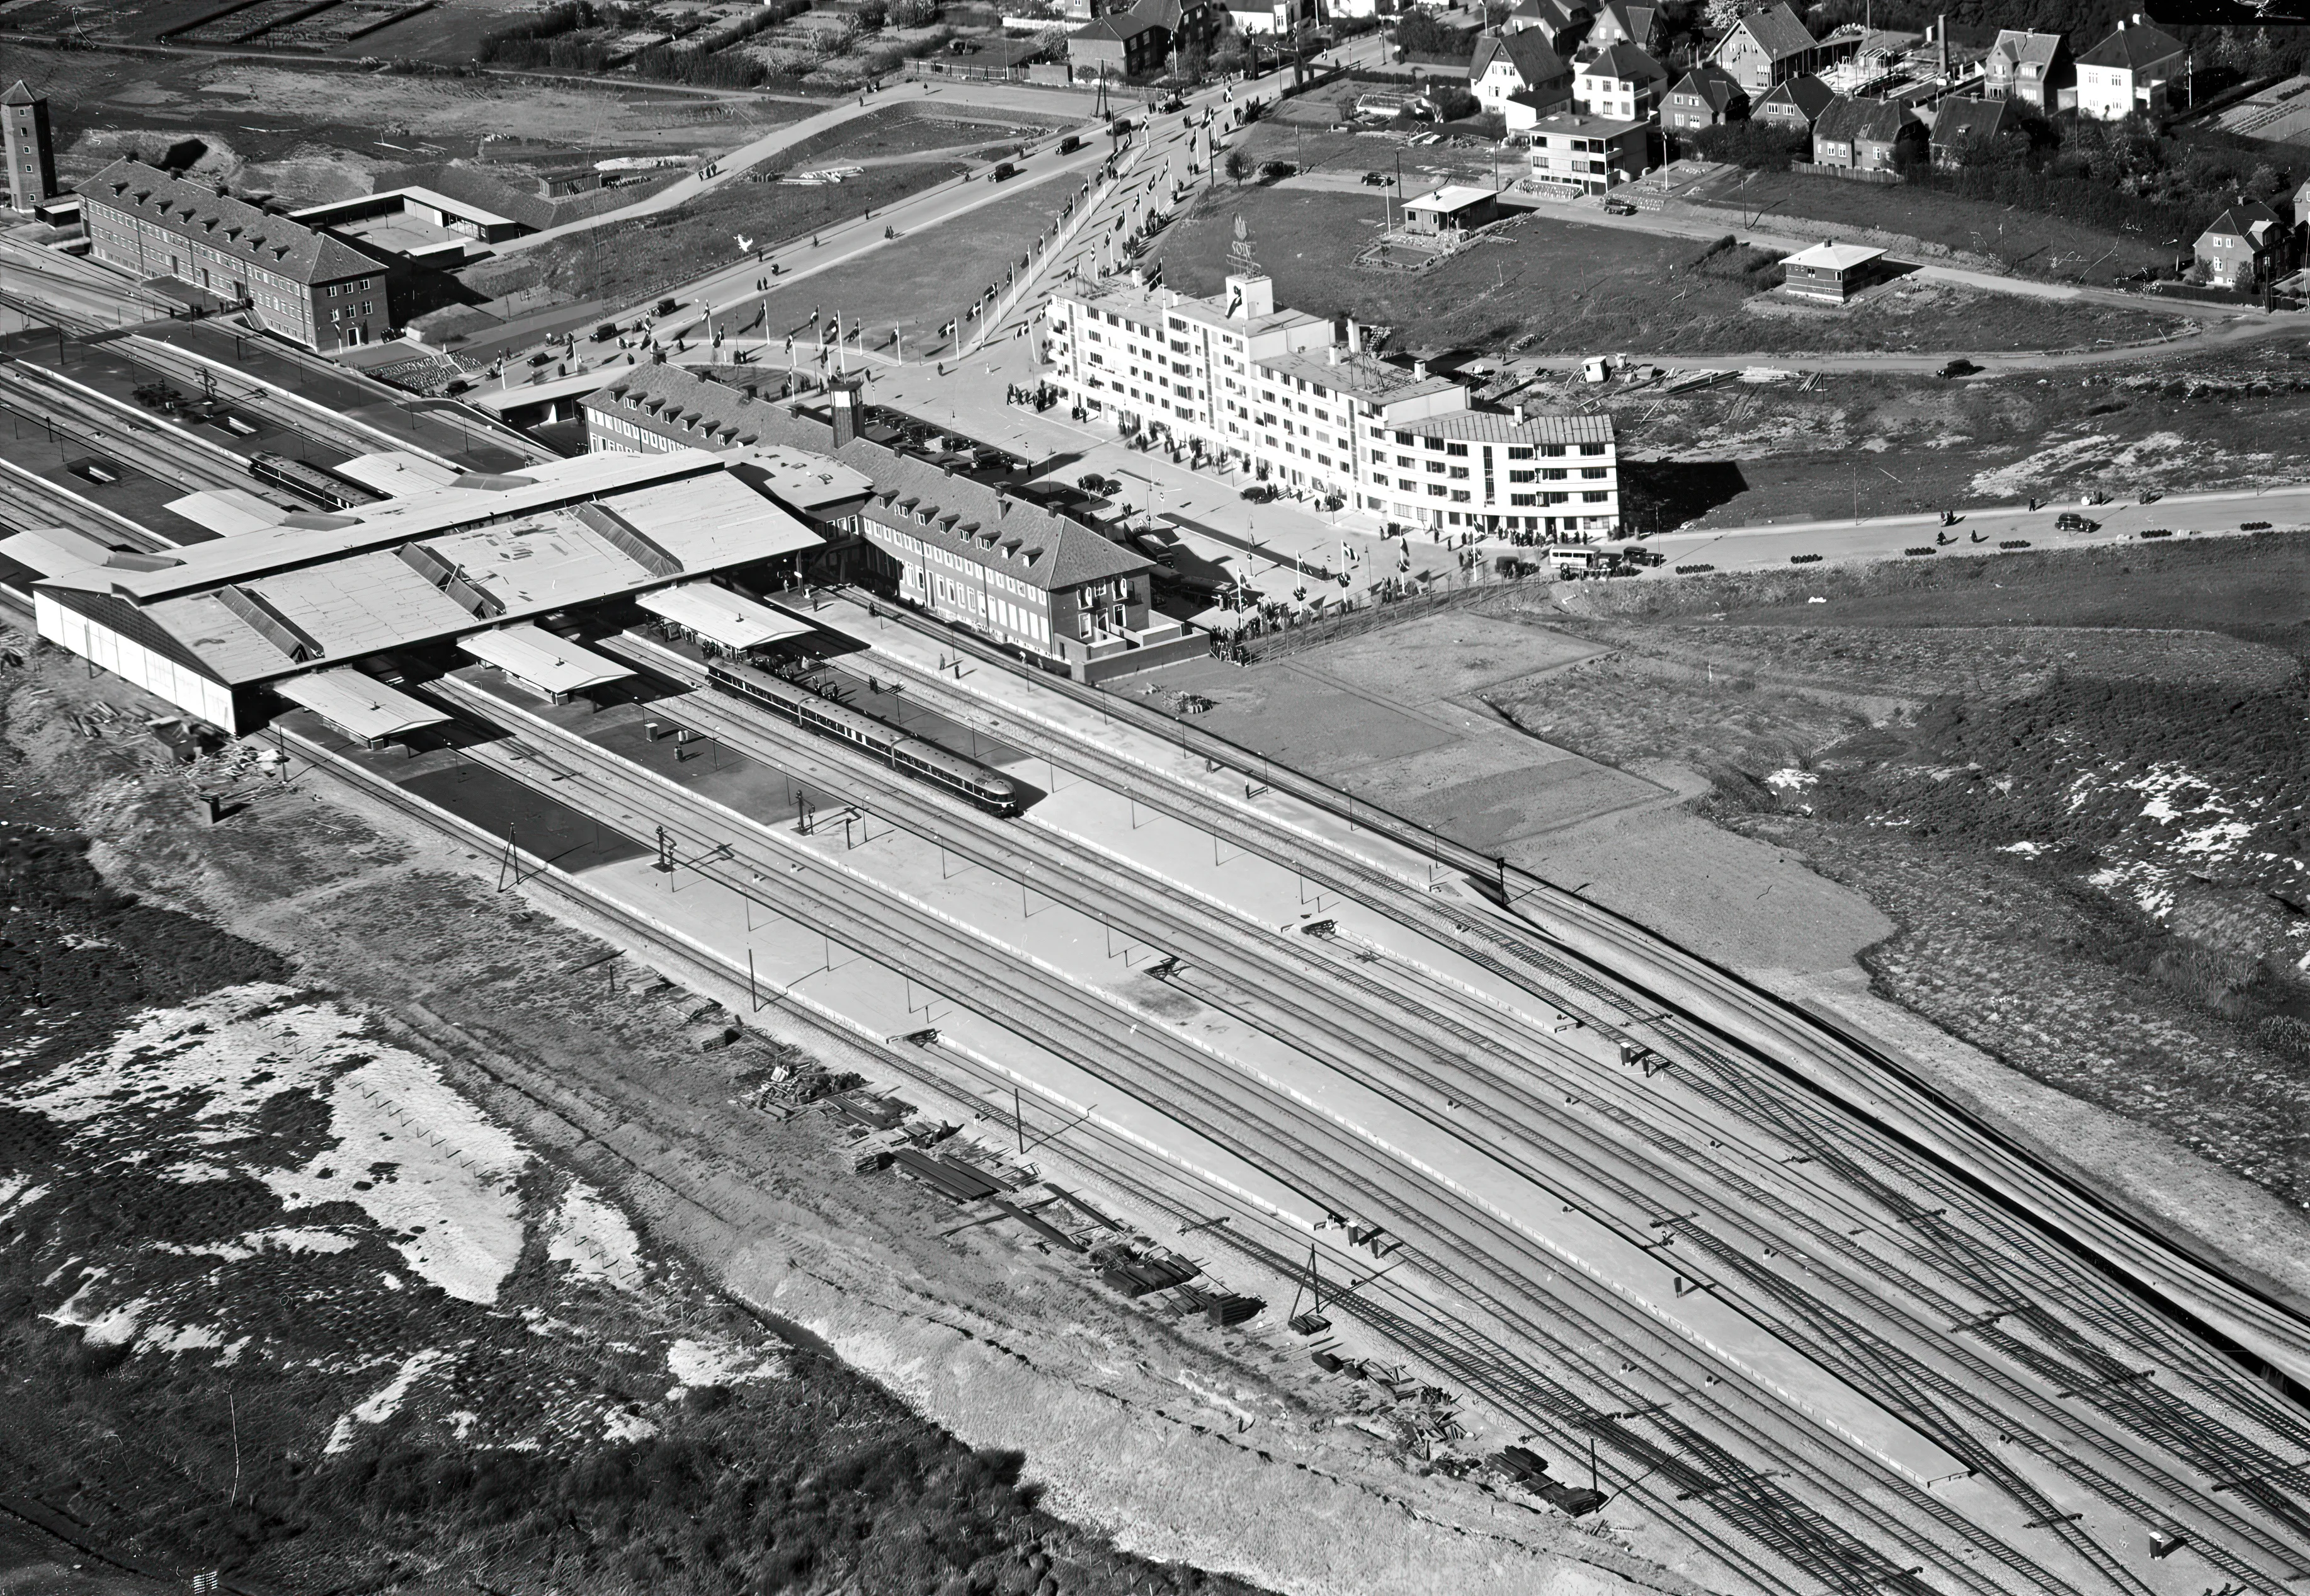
[324, 605, 2310, 1596]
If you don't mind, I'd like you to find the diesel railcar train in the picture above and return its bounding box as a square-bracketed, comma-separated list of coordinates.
[705, 656, 1019, 814]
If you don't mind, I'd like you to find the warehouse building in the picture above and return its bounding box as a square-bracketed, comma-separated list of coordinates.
[77, 157, 394, 350]
[14, 449, 819, 736]
[1040, 270, 1621, 537]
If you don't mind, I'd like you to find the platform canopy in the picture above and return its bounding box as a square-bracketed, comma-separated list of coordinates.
[635, 582, 814, 650]
[274, 667, 449, 744]
[458, 623, 633, 695]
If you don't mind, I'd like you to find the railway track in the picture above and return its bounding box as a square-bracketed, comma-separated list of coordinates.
[780, 605, 2310, 1582]
[419, 655, 2310, 1595]
[416, 678, 2009, 1596]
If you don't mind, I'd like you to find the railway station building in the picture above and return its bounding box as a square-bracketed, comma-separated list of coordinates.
[1040, 271, 1621, 538]
[581, 363, 1203, 681]
[77, 158, 396, 351]
[15, 449, 821, 736]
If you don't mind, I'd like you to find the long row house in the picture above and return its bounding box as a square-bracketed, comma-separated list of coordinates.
[1039, 270, 1618, 540]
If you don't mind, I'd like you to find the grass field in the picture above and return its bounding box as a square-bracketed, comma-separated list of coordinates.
[757, 103, 1086, 174]
[1686, 168, 2175, 282]
[513, 160, 973, 306]
[1144, 189, 2185, 359]
[1600, 350, 2310, 528]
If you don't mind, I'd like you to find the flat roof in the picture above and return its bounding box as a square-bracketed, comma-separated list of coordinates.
[1055, 276, 1328, 341]
[166, 488, 290, 539]
[1782, 241, 1887, 270]
[637, 583, 815, 649]
[458, 623, 633, 693]
[290, 185, 521, 231]
[331, 451, 461, 495]
[1403, 184, 1501, 214]
[273, 667, 449, 742]
[0, 527, 115, 578]
[1527, 111, 1652, 135]
[86, 450, 726, 602]
[1254, 347, 1462, 406]
[473, 366, 622, 415]
[734, 446, 876, 515]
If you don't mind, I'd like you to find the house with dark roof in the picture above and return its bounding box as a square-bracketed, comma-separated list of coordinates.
[1664, 64, 1748, 129]
[1755, 72, 1835, 135]
[77, 158, 394, 350]
[1472, 30, 1574, 117]
[2194, 200, 2287, 288]
[2076, 14, 2185, 121]
[1930, 96, 2022, 168]
[1711, 1, 1825, 95]
[584, 363, 1183, 678]
[1983, 28, 2071, 112]
[1067, 8, 1170, 80]
[1505, 0, 1592, 57]
[1575, 40, 1668, 120]
[1581, 1, 1658, 59]
[1809, 94, 1923, 173]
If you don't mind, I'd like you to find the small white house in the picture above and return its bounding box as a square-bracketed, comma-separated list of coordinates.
[2074, 14, 2185, 121]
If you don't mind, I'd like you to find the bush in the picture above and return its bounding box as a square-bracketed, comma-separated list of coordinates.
[1690, 119, 1806, 169]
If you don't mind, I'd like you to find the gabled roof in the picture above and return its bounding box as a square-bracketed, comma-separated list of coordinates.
[1756, 72, 1835, 119]
[1072, 11, 1165, 43]
[2076, 18, 2183, 72]
[2, 80, 39, 107]
[1472, 29, 1571, 84]
[2199, 200, 2282, 245]
[76, 158, 375, 287]
[1583, 40, 1666, 81]
[586, 364, 1146, 594]
[1932, 96, 2020, 145]
[1814, 94, 1917, 144]
[1511, 0, 1591, 27]
[1988, 28, 2066, 72]
[1671, 66, 1746, 113]
[1589, 1, 1658, 46]
[1722, 1, 1817, 62]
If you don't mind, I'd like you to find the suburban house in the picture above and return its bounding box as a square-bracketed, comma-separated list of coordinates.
[1402, 184, 1508, 235]
[2075, 15, 2186, 121]
[1575, 42, 1668, 120]
[1525, 110, 1653, 193]
[1711, 1, 1827, 95]
[1809, 94, 1924, 173]
[2194, 200, 2287, 288]
[1663, 64, 1748, 128]
[1983, 28, 2072, 111]
[1754, 72, 1836, 133]
[1132, 0, 1224, 49]
[1779, 240, 1890, 302]
[1929, 96, 2023, 168]
[1067, 9, 1171, 79]
[1504, 0, 1592, 57]
[1471, 30, 1574, 117]
[77, 158, 392, 351]
[1579, 1, 1659, 58]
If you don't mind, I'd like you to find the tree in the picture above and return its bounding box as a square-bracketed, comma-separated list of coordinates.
[1225, 149, 1247, 183]
[857, 0, 887, 26]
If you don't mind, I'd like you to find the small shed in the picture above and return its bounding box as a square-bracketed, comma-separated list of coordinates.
[1779, 240, 1888, 302]
[1402, 184, 1505, 236]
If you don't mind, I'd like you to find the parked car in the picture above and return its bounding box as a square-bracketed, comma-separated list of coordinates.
[990, 162, 1017, 182]
[591, 322, 619, 342]
[1240, 482, 1279, 503]
[1601, 198, 1636, 216]
[1059, 134, 1081, 154]
[2054, 512, 2098, 532]
[1939, 358, 1981, 379]
[1360, 171, 1394, 186]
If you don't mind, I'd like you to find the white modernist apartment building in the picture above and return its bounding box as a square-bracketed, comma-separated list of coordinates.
[1040, 270, 1620, 537]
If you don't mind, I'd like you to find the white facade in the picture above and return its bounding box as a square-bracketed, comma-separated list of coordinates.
[1042, 273, 1620, 534]
[35, 590, 242, 732]
[2077, 60, 2158, 120]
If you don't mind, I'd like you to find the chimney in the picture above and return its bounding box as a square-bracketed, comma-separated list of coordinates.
[1413, 359, 1428, 379]
[1327, 345, 1340, 365]
[1939, 12, 1947, 79]
[1512, 401, 1525, 424]
[831, 385, 855, 447]
[1346, 317, 1362, 353]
